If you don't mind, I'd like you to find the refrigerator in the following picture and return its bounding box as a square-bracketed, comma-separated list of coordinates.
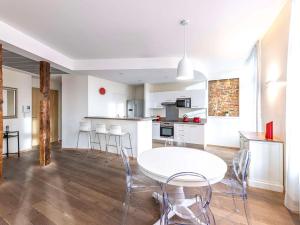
[127, 100, 144, 118]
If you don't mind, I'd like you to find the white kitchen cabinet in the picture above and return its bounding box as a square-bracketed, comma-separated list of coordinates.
[174, 124, 187, 142]
[185, 124, 205, 145]
[152, 122, 161, 140]
[190, 90, 207, 108]
[240, 131, 284, 192]
[149, 93, 163, 108]
[174, 123, 206, 146]
[149, 91, 177, 108]
[149, 90, 207, 109]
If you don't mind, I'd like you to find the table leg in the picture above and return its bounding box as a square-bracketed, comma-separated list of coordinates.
[6, 136, 9, 158]
[17, 132, 20, 157]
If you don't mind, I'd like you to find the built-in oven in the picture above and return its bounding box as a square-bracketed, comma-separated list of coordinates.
[176, 98, 191, 108]
[160, 122, 174, 137]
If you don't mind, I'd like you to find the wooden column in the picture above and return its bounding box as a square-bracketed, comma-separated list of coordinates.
[39, 61, 51, 166]
[0, 44, 3, 178]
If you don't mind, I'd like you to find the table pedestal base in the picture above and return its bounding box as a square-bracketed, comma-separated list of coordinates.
[152, 189, 197, 225]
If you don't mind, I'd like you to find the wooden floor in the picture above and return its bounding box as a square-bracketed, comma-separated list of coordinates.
[0, 143, 298, 225]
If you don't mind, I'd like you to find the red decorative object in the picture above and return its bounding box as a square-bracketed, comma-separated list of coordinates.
[193, 117, 201, 123]
[99, 87, 106, 95]
[183, 116, 189, 122]
[265, 121, 273, 139]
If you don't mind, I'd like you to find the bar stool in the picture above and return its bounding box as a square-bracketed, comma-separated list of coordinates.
[93, 124, 109, 153]
[76, 121, 92, 154]
[107, 125, 134, 157]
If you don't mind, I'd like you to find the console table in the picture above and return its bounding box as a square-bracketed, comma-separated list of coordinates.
[239, 131, 284, 192]
[3, 131, 20, 158]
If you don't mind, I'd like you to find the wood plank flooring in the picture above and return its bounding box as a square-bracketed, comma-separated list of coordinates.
[0, 143, 298, 225]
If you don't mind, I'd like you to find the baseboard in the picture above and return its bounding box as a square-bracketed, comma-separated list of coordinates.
[153, 140, 205, 149]
[249, 179, 284, 192]
[207, 144, 240, 150]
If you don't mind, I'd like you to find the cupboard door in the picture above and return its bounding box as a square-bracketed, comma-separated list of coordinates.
[152, 123, 160, 139]
[174, 124, 188, 143]
[185, 125, 204, 144]
[190, 90, 207, 108]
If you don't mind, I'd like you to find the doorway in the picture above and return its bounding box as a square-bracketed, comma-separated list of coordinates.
[32, 88, 59, 146]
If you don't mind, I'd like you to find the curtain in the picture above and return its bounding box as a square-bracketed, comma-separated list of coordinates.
[240, 42, 262, 132]
[285, 0, 300, 213]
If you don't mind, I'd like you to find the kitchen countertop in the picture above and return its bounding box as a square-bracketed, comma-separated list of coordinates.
[239, 131, 284, 143]
[152, 119, 207, 125]
[85, 116, 153, 121]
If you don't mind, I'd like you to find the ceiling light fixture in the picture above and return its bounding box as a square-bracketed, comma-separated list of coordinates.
[177, 19, 194, 80]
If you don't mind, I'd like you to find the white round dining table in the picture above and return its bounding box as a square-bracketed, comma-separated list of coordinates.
[137, 147, 228, 186]
[137, 147, 227, 225]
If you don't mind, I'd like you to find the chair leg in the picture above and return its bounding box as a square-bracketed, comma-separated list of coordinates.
[74, 131, 83, 156]
[76, 131, 80, 148]
[120, 135, 123, 151]
[243, 197, 251, 225]
[128, 133, 133, 158]
[88, 132, 92, 149]
[104, 134, 108, 153]
[122, 191, 131, 225]
[229, 179, 239, 213]
[97, 134, 102, 151]
[114, 136, 119, 155]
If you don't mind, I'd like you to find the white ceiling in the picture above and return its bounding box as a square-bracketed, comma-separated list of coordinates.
[0, 0, 287, 83]
[84, 69, 207, 84]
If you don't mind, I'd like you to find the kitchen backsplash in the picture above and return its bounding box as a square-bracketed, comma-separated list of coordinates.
[150, 108, 207, 119]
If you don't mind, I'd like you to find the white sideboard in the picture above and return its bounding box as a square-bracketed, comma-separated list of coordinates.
[240, 131, 284, 192]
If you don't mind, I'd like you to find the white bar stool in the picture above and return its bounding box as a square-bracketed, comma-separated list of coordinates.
[93, 124, 109, 153]
[76, 121, 92, 152]
[107, 125, 133, 157]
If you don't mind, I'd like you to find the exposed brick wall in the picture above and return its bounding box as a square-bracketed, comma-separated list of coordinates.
[208, 78, 239, 117]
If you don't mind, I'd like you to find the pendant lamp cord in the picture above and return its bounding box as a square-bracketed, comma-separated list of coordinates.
[184, 23, 187, 57]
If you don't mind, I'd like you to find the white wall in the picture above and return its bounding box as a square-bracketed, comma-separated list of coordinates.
[144, 83, 152, 117]
[3, 67, 32, 153]
[260, 2, 290, 141]
[206, 70, 241, 147]
[62, 75, 88, 148]
[62, 75, 134, 148]
[132, 84, 144, 100]
[88, 76, 133, 117]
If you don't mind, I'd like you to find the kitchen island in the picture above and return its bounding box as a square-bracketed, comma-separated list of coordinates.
[84, 116, 152, 158]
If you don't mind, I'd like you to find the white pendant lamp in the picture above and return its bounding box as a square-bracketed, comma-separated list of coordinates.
[177, 19, 194, 80]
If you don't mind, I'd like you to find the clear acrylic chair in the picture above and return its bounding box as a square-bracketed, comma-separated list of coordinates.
[120, 147, 161, 225]
[212, 149, 251, 225]
[161, 172, 216, 225]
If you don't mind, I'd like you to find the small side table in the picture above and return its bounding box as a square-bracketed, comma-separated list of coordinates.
[3, 131, 20, 158]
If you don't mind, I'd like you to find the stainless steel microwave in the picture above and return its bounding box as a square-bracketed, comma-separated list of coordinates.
[176, 98, 191, 108]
